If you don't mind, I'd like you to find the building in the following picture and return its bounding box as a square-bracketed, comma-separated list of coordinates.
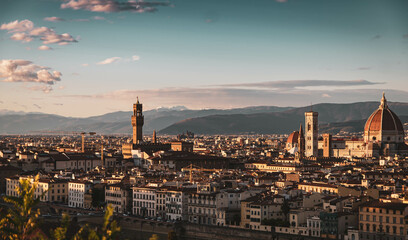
[40, 179, 68, 203]
[0, 165, 21, 194]
[319, 93, 408, 158]
[105, 183, 131, 214]
[132, 186, 157, 217]
[358, 201, 408, 240]
[131, 98, 144, 144]
[122, 100, 172, 159]
[305, 111, 319, 157]
[68, 180, 92, 208]
[298, 182, 338, 195]
[164, 188, 188, 221]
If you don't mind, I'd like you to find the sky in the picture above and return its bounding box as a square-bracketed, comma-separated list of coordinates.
[0, 0, 408, 117]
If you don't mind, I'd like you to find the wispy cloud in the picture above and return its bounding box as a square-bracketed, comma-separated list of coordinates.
[372, 35, 381, 40]
[216, 80, 382, 90]
[356, 67, 371, 71]
[0, 59, 62, 92]
[44, 16, 66, 22]
[28, 85, 53, 93]
[61, 0, 171, 13]
[33, 104, 42, 109]
[93, 16, 105, 20]
[0, 19, 78, 46]
[97, 57, 121, 65]
[96, 55, 140, 65]
[38, 45, 53, 51]
[61, 87, 408, 109]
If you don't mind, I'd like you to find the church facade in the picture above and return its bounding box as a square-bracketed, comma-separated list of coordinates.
[287, 93, 408, 159]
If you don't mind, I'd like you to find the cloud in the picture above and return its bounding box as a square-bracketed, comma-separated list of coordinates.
[403, 34, 408, 39]
[0, 19, 78, 46]
[10, 32, 33, 42]
[62, 87, 408, 110]
[33, 104, 42, 109]
[26, 85, 53, 93]
[44, 16, 66, 22]
[38, 45, 53, 51]
[276, 0, 288, 2]
[72, 18, 90, 22]
[356, 67, 371, 71]
[61, 0, 170, 13]
[81, 63, 89, 67]
[372, 35, 381, 40]
[0, 59, 62, 92]
[217, 80, 383, 90]
[132, 55, 140, 61]
[93, 16, 105, 20]
[97, 57, 121, 65]
[0, 19, 33, 32]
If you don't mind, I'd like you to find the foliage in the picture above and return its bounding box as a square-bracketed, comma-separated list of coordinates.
[280, 199, 291, 218]
[0, 176, 120, 240]
[51, 213, 70, 240]
[73, 204, 120, 240]
[149, 234, 159, 240]
[91, 187, 105, 209]
[168, 231, 177, 240]
[0, 175, 45, 240]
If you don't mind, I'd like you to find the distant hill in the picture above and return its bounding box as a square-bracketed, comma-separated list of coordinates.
[159, 102, 408, 135]
[0, 106, 293, 134]
[2, 102, 408, 135]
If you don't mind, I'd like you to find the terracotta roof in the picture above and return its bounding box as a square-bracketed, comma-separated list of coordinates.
[287, 131, 299, 144]
[364, 94, 404, 133]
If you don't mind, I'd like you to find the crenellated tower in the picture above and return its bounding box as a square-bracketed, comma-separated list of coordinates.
[131, 97, 144, 144]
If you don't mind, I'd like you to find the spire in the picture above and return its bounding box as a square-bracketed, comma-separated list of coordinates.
[299, 123, 304, 136]
[380, 92, 387, 109]
[136, 96, 139, 104]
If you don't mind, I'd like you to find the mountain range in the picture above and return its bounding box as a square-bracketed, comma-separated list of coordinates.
[0, 106, 293, 135]
[1, 102, 407, 135]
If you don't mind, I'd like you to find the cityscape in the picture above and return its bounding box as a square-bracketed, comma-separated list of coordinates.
[1, 0, 408, 240]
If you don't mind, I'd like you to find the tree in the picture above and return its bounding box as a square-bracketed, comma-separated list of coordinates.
[0, 175, 45, 240]
[149, 234, 159, 240]
[73, 204, 120, 240]
[281, 199, 290, 220]
[0, 176, 120, 240]
[51, 213, 70, 240]
[168, 231, 177, 240]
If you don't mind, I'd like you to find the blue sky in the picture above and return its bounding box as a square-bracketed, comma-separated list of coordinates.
[0, 0, 407, 117]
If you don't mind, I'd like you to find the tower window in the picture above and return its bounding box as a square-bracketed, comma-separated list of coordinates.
[372, 137, 376, 141]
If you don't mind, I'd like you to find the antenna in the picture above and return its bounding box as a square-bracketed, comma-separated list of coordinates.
[310, 102, 313, 112]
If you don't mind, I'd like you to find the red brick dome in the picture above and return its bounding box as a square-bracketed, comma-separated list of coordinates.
[287, 131, 299, 144]
[364, 94, 404, 133]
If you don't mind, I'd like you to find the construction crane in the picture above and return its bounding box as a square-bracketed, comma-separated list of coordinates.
[30, 130, 96, 152]
[181, 164, 223, 183]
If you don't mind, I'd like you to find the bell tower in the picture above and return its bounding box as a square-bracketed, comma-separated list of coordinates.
[305, 111, 318, 157]
[131, 97, 144, 144]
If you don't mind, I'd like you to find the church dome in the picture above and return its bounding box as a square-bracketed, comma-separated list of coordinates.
[364, 93, 404, 143]
[364, 94, 404, 133]
[287, 131, 299, 144]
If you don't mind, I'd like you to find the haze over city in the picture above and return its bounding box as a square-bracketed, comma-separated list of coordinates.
[0, 0, 408, 117]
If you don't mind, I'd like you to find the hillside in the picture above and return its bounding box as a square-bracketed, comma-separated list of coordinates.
[0, 106, 292, 134]
[159, 102, 408, 135]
